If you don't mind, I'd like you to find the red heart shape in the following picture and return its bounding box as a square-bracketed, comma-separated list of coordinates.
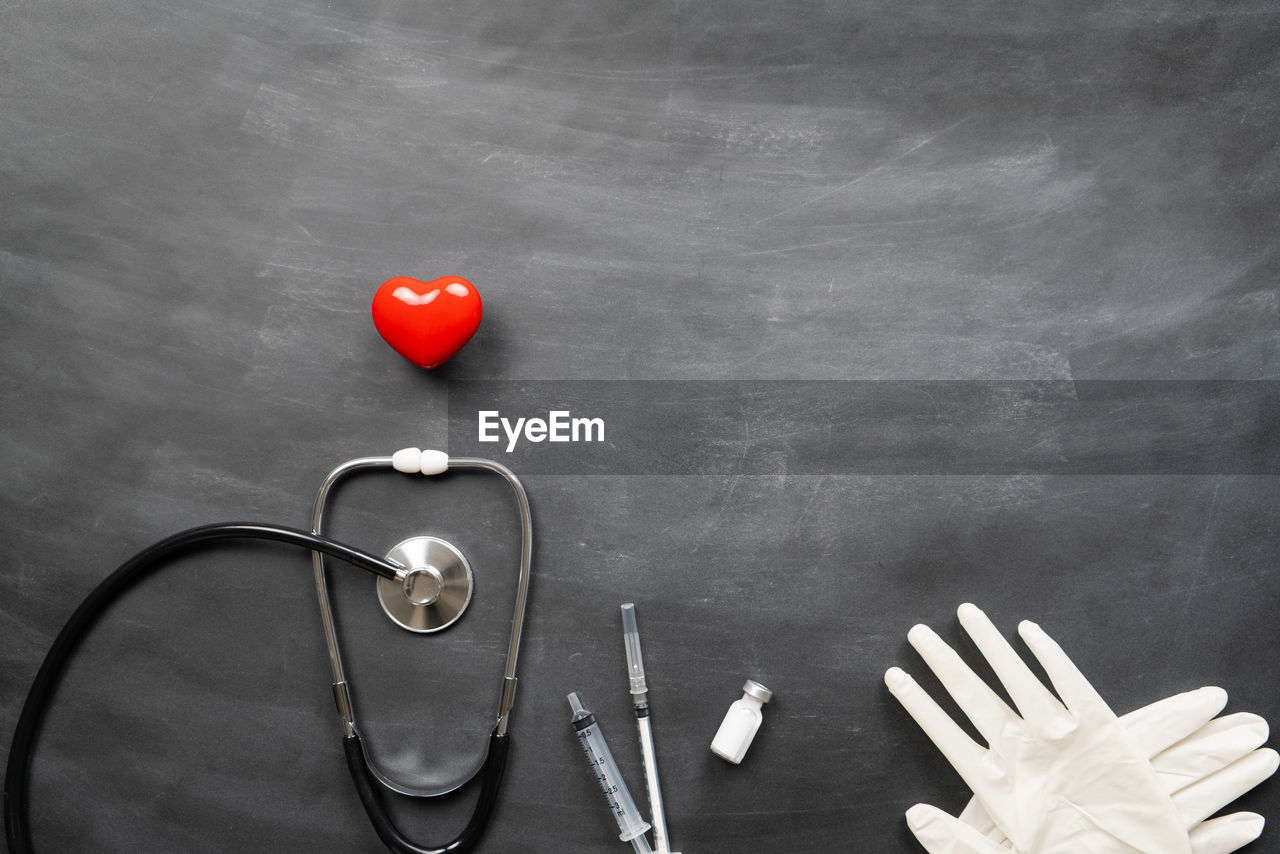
[371, 275, 483, 368]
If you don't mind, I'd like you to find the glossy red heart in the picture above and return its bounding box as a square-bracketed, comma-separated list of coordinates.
[371, 275, 483, 368]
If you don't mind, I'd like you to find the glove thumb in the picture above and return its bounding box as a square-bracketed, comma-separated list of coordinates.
[906, 803, 1011, 854]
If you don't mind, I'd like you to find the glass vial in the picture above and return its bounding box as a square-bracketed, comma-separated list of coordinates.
[710, 680, 773, 764]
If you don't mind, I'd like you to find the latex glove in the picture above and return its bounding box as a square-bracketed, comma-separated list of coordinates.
[952, 688, 1278, 854]
[885, 603, 1195, 854]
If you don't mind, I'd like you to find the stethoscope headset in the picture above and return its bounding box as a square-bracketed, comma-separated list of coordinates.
[4, 448, 532, 854]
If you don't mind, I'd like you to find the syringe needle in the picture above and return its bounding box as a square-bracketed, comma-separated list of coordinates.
[621, 604, 679, 854]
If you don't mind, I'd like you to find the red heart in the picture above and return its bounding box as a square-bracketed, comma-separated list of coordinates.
[371, 275, 483, 368]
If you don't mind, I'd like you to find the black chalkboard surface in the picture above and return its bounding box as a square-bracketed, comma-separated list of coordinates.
[2, 1, 1277, 851]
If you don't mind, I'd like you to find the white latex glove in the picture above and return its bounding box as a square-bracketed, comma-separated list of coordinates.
[885, 603, 1196, 854]
[952, 688, 1278, 854]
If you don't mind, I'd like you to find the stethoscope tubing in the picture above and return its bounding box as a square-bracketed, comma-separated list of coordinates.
[344, 728, 509, 854]
[306, 453, 533, 852]
[2, 522, 402, 854]
[310, 454, 533, 749]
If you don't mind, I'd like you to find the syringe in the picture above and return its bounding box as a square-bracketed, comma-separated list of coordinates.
[621, 603, 678, 854]
[568, 692, 655, 854]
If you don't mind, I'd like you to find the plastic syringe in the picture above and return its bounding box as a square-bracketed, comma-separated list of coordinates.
[568, 692, 654, 854]
[621, 603, 678, 854]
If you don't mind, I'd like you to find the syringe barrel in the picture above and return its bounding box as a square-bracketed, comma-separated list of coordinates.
[568, 693, 652, 844]
[634, 710, 671, 853]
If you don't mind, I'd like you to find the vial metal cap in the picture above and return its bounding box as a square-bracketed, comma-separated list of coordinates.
[743, 680, 772, 703]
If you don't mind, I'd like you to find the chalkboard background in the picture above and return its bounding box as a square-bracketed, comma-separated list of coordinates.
[2, 1, 1277, 851]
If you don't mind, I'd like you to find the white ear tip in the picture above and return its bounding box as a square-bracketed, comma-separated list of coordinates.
[419, 450, 449, 475]
[392, 448, 422, 473]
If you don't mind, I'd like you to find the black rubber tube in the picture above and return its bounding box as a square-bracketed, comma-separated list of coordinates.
[3, 522, 402, 854]
[344, 730, 509, 854]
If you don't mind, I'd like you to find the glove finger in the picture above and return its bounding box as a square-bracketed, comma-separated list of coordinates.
[1172, 747, 1280, 827]
[885, 667, 988, 786]
[956, 796, 1003, 842]
[1016, 618, 1113, 721]
[1156, 713, 1270, 796]
[905, 803, 1010, 854]
[908, 623, 1018, 748]
[1187, 812, 1266, 854]
[956, 603, 1064, 726]
[1118, 687, 1228, 757]
[951, 687, 1238, 843]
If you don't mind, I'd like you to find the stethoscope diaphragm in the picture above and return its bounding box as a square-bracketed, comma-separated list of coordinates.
[377, 536, 474, 633]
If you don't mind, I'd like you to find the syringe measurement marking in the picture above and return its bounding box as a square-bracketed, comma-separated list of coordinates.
[578, 724, 627, 819]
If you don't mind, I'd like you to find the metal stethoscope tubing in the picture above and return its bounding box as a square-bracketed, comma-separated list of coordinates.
[310, 451, 533, 853]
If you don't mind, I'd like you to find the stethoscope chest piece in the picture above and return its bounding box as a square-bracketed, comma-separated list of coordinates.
[378, 536, 474, 633]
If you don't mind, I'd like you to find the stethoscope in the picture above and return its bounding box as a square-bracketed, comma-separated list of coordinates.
[4, 449, 532, 854]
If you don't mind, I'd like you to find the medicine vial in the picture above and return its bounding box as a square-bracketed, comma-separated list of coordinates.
[710, 680, 773, 764]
